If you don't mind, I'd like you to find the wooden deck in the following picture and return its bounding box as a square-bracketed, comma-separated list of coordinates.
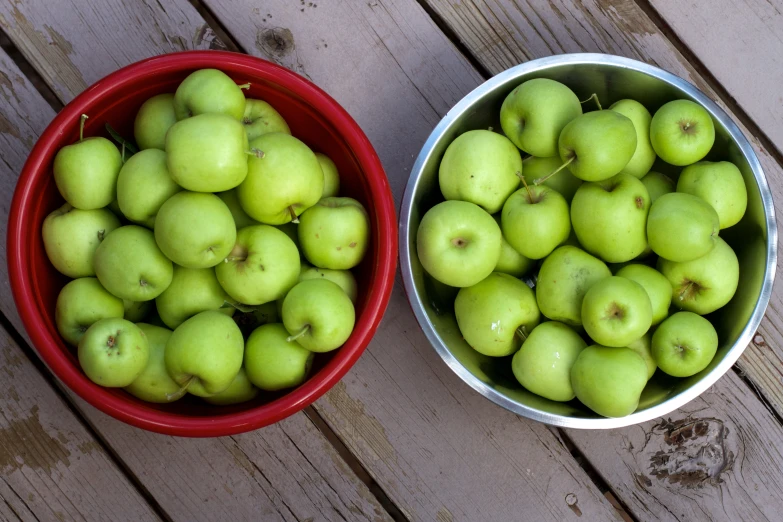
[0, 1, 782, 521]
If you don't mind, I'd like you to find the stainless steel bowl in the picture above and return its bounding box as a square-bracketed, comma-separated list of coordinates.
[399, 54, 777, 429]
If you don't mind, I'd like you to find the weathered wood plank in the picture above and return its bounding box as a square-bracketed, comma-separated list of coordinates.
[0, 7, 394, 522]
[74, 397, 394, 522]
[567, 371, 783, 521]
[647, 0, 783, 158]
[0, 0, 220, 102]
[0, 325, 160, 521]
[420, 0, 783, 518]
[201, 1, 623, 520]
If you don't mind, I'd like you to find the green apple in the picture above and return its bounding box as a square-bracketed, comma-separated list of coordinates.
[652, 311, 718, 377]
[216, 225, 300, 305]
[677, 161, 748, 229]
[626, 333, 656, 380]
[154, 191, 236, 268]
[55, 277, 124, 346]
[242, 98, 290, 140]
[217, 188, 260, 229]
[282, 279, 355, 352]
[454, 272, 540, 357]
[492, 215, 533, 278]
[650, 99, 715, 166]
[42, 204, 120, 277]
[647, 192, 719, 262]
[536, 246, 611, 326]
[495, 241, 533, 278]
[298, 197, 369, 269]
[134, 93, 178, 150]
[658, 236, 739, 315]
[116, 149, 182, 228]
[581, 276, 652, 347]
[316, 152, 340, 198]
[615, 264, 672, 325]
[94, 226, 173, 301]
[416, 200, 502, 287]
[571, 173, 650, 263]
[499, 78, 582, 157]
[202, 368, 259, 405]
[640, 171, 674, 203]
[54, 116, 122, 210]
[557, 110, 637, 182]
[570, 345, 648, 417]
[501, 184, 570, 260]
[244, 324, 314, 391]
[299, 266, 358, 304]
[520, 156, 582, 202]
[164, 310, 244, 397]
[512, 321, 586, 401]
[78, 318, 149, 387]
[156, 266, 234, 329]
[124, 324, 186, 403]
[238, 132, 323, 224]
[608, 99, 656, 178]
[173, 68, 246, 120]
[123, 300, 151, 322]
[166, 113, 249, 192]
[438, 129, 522, 213]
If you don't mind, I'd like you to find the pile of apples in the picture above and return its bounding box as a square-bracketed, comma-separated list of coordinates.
[417, 78, 746, 418]
[44, 68, 370, 405]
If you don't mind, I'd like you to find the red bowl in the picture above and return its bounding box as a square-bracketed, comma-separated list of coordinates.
[7, 51, 397, 437]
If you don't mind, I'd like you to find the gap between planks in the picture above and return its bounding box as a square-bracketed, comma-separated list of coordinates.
[303, 406, 408, 522]
[556, 428, 637, 522]
[0, 17, 408, 522]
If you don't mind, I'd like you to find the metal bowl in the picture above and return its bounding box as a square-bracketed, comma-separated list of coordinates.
[399, 54, 777, 429]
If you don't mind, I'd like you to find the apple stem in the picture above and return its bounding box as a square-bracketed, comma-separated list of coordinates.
[286, 324, 310, 342]
[289, 205, 300, 224]
[517, 172, 536, 203]
[678, 281, 695, 301]
[534, 156, 575, 185]
[78, 114, 88, 142]
[166, 375, 195, 401]
[238, 82, 251, 90]
[245, 148, 265, 158]
[579, 93, 602, 111]
[515, 326, 528, 342]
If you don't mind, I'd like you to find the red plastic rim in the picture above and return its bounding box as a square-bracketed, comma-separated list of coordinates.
[7, 51, 397, 437]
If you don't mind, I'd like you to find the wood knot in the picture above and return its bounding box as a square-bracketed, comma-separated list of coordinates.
[257, 27, 295, 57]
[646, 417, 733, 489]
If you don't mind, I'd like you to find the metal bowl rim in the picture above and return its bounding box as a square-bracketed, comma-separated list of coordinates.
[399, 53, 778, 429]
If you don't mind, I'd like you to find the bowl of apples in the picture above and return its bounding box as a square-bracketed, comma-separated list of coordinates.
[400, 53, 777, 428]
[8, 51, 397, 437]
